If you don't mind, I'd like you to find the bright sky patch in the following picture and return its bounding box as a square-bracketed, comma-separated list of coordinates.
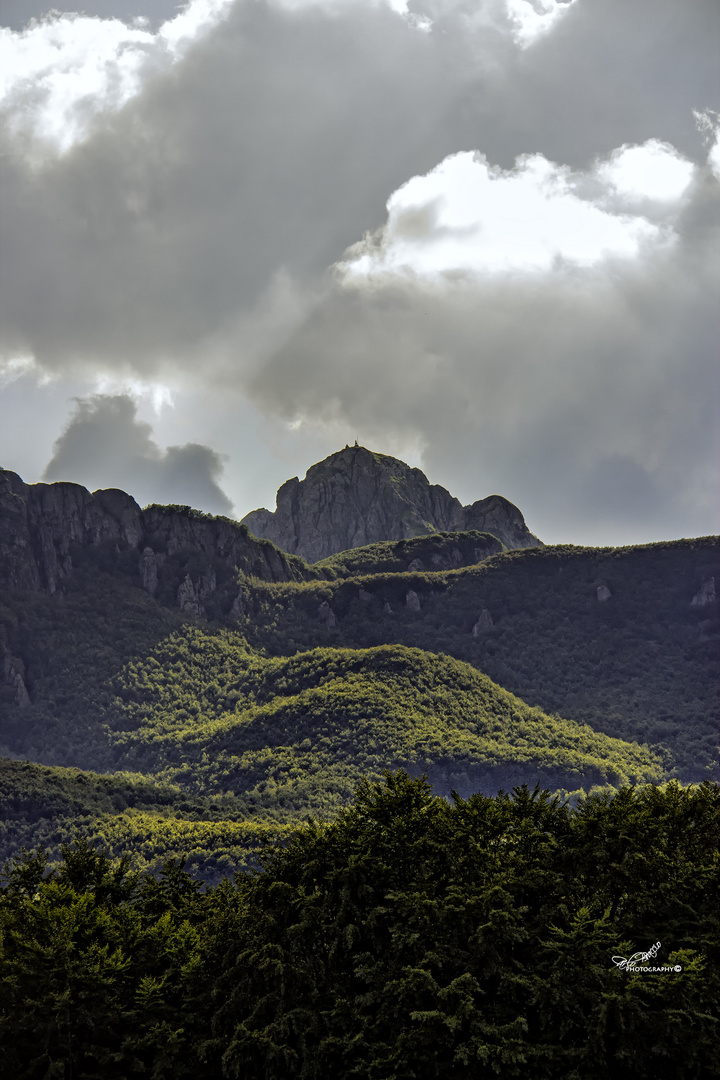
[342, 145, 687, 280]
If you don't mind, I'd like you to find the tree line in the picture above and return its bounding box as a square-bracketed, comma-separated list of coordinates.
[2, 774, 718, 1079]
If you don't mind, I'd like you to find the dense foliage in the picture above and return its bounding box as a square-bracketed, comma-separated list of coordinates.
[0, 536, 717, 870]
[313, 531, 504, 577]
[108, 630, 663, 810]
[236, 538, 720, 780]
[2, 774, 718, 1079]
[0, 759, 293, 882]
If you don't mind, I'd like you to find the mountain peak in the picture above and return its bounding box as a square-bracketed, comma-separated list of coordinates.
[242, 447, 541, 562]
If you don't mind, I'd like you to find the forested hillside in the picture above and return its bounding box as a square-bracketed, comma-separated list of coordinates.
[0, 477, 718, 1077]
[2, 774, 718, 1079]
[236, 537, 720, 781]
[0, 570, 666, 874]
[1, 471, 718, 872]
[108, 630, 663, 803]
[0, 759, 293, 883]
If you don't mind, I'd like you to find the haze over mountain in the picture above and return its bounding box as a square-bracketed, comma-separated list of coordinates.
[242, 445, 542, 561]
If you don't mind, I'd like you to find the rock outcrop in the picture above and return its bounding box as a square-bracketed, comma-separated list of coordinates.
[406, 589, 421, 612]
[2, 652, 31, 708]
[472, 609, 494, 635]
[242, 445, 541, 562]
[0, 469, 309, 612]
[318, 600, 337, 628]
[691, 578, 716, 607]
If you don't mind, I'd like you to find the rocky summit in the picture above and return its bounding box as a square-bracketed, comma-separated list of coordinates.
[241, 445, 542, 562]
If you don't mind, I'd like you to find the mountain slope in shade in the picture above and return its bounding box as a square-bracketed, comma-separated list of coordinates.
[241, 445, 542, 561]
[0, 466, 310, 611]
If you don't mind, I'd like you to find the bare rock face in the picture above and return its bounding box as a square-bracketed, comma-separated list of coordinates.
[318, 600, 337, 628]
[177, 574, 203, 616]
[231, 589, 246, 618]
[139, 547, 160, 595]
[691, 578, 716, 607]
[463, 495, 542, 552]
[0, 469, 144, 594]
[0, 469, 310, 610]
[406, 589, 421, 611]
[242, 445, 541, 562]
[2, 652, 31, 708]
[597, 585, 612, 602]
[472, 609, 494, 635]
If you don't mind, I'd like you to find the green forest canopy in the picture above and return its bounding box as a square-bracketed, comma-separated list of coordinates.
[1, 773, 718, 1079]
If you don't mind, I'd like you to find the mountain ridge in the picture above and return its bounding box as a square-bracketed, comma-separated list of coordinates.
[0, 465, 308, 607]
[241, 444, 542, 560]
[1, 457, 718, 879]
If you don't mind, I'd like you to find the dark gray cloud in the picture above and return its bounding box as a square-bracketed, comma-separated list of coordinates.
[249, 168, 720, 545]
[1, 0, 719, 543]
[43, 394, 234, 513]
[3, 0, 716, 378]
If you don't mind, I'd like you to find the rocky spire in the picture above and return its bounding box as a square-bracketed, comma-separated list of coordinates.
[241, 445, 541, 562]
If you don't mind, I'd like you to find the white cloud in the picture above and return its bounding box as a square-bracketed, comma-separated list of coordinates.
[695, 109, 720, 181]
[0, 0, 234, 154]
[0, 354, 36, 389]
[505, 0, 576, 48]
[342, 146, 678, 280]
[597, 140, 696, 203]
[92, 373, 176, 414]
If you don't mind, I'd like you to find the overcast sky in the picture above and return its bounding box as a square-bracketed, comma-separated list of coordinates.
[1, 0, 718, 545]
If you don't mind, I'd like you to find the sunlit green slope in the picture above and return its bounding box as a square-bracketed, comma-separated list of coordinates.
[108, 627, 664, 811]
[0, 758, 293, 882]
[235, 537, 720, 779]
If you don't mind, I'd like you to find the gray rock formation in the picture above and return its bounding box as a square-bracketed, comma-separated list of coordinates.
[691, 577, 716, 607]
[177, 574, 203, 616]
[463, 495, 540, 553]
[318, 600, 337, 628]
[597, 585, 612, 602]
[0, 469, 309, 609]
[231, 589, 246, 618]
[139, 547, 160, 595]
[0, 470, 144, 594]
[406, 589, 421, 611]
[472, 609, 494, 635]
[242, 445, 541, 562]
[2, 652, 31, 708]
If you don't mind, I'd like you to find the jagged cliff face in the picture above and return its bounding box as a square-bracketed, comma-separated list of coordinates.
[0, 469, 307, 602]
[462, 494, 541, 552]
[241, 445, 542, 562]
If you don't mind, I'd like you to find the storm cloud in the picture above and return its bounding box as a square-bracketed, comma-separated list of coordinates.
[1, 0, 718, 544]
[43, 394, 234, 513]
